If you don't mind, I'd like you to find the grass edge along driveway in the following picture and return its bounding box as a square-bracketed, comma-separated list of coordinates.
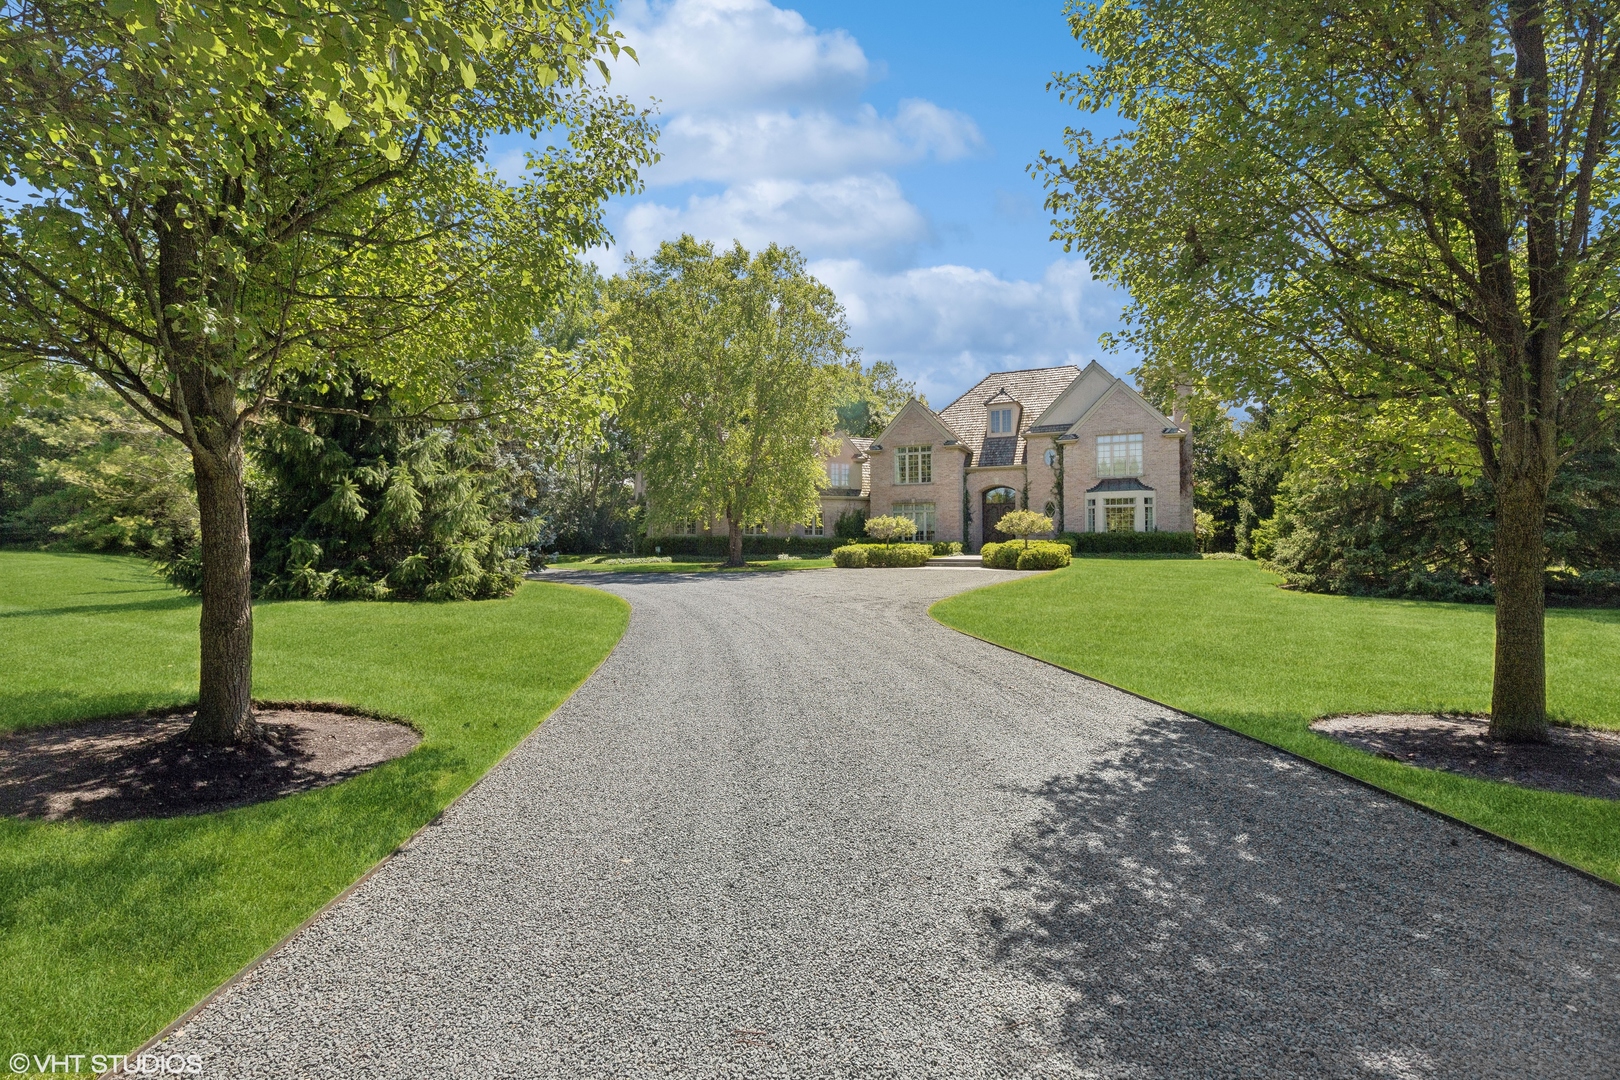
[0, 552, 628, 1060]
[930, 557, 1620, 884]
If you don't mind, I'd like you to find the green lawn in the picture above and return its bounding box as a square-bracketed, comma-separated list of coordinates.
[549, 555, 833, 572]
[931, 556, 1620, 882]
[0, 551, 627, 1057]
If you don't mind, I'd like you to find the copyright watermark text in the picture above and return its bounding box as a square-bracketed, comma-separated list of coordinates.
[9, 1053, 202, 1075]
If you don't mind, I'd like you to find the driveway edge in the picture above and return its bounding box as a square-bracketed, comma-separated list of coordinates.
[933, 617, 1620, 895]
[105, 582, 634, 1075]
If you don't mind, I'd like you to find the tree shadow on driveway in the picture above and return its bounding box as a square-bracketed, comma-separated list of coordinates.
[981, 717, 1620, 1079]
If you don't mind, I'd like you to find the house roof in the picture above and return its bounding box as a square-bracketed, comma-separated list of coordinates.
[937, 365, 1082, 466]
[983, 387, 1020, 406]
[1087, 477, 1155, 492]
[977, 436, 1019, 467]
[849, 437, 874, 453]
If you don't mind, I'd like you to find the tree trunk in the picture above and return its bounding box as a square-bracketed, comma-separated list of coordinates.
[1489, 472, 1548, 742]
[185, 407, 258, 745]
[726, 517, 744, 567]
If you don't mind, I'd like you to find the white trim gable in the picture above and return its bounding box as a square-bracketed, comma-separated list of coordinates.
[1028, 361, 1115, 429]
[1063, 375, 1177, 438]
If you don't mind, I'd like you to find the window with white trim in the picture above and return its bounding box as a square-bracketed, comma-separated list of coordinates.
[989, 407, 1014, 434]
[1104, 497, 1135, 532]
[743, 523, 769, 535]
[893, 501, 936, 541]
[1086, 498, 1096, 532]
[1096, 433, 1144, 477]
[895, 445, 932, 485]
[826, 462, 850, 487]
[1144, 497, 1154, 532]
[803, 516, 824, 536]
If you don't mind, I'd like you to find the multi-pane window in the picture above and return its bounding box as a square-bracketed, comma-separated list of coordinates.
[1097, 433, 1144, 477]
[1144, 497, 1155, 532]
[681, 521, 699, 535]
[803, 517, 824, 536]
[1086, 498, 1096, 532]
[743, 523, 769, 535]
[1104, 497, 1136, 532]
[989, 408, 1014, 434]
[893, 501, 937, 541]
[826, 462, 850, 487]
[895, 445, 932, 485]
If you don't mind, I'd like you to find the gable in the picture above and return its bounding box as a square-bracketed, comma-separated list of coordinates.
[1068, 379, 1176, 437]
[869, 398, 961, 450]
[1028, 361, 1116, 430]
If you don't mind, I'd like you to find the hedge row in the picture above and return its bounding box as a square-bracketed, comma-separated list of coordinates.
[930, 541, 963, 556]
[832, 543, 934, 568]
[635, 534, 840, 557]
[981, 540, 1073, 570]
[1057, 530, 1197, 554]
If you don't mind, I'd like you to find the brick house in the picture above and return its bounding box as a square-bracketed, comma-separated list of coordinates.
[652, 363, 1191, 552]
[861, 363, 1191, 551]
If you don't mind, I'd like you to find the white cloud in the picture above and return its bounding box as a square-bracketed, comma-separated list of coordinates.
[608, 0, 869, 111]
[616, 175, 930, 264]
[653, 99, 981, 185]
[808, 258, 1133, 404]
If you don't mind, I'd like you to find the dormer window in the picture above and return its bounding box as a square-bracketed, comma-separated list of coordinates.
[989, 407, 1014, 434]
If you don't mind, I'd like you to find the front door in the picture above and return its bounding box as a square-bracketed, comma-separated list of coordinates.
[982, 487, 1019, 546]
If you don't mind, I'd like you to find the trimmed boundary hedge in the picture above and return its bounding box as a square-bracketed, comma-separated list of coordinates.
[833, 543, 933, 568]
[1057, 530, 1197, 554]
[635, 534, 840, 557]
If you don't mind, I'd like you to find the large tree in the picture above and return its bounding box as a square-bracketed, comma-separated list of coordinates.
[613, 236, 851, 566]
[0, 0, 653, 742]
[1038, 0, 1620, 740]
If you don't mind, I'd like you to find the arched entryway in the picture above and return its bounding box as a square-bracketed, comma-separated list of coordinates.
[981, 487, 1019, 545]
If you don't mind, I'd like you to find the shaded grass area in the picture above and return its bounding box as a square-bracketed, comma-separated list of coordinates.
[548, 555, 832, 573]
[930, 557, 1620, 882]
[0, 552, 628, 1056]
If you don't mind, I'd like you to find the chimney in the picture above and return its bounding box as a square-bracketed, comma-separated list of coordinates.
[1172, 381, 1192, 430]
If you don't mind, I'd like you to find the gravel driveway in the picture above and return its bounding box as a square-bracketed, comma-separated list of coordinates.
[157, 567, 1620, 1078]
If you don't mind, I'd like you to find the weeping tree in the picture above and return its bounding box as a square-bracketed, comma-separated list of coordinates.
[1038, 0, 1620, 741]
[612, 237, 850, 566]
[0, 0, 653, 743]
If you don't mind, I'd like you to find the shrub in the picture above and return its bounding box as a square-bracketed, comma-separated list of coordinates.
[635, 534, 839, 557]
[832, 545, 869, 568]
[864, 514, 918, 543]
[930, 541, 963, 556]
[833, 542, 932, 567]
[1057, 530, 1198, 554]
[1015, 541, 1072, 570]
[997, 509, 1054, 546]
[834, 509, 867, 540]
[980, 542, 1019, 569]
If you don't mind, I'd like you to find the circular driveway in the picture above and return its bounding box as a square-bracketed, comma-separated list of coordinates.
[158, 567, 1620, 1078]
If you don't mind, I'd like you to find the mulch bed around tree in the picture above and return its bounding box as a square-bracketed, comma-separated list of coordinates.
[1311, 713, 1620, 800]
[0, 705, 421, 822]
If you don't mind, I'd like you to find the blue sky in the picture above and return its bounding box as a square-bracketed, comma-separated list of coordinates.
[500, 0, 1131, 406]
